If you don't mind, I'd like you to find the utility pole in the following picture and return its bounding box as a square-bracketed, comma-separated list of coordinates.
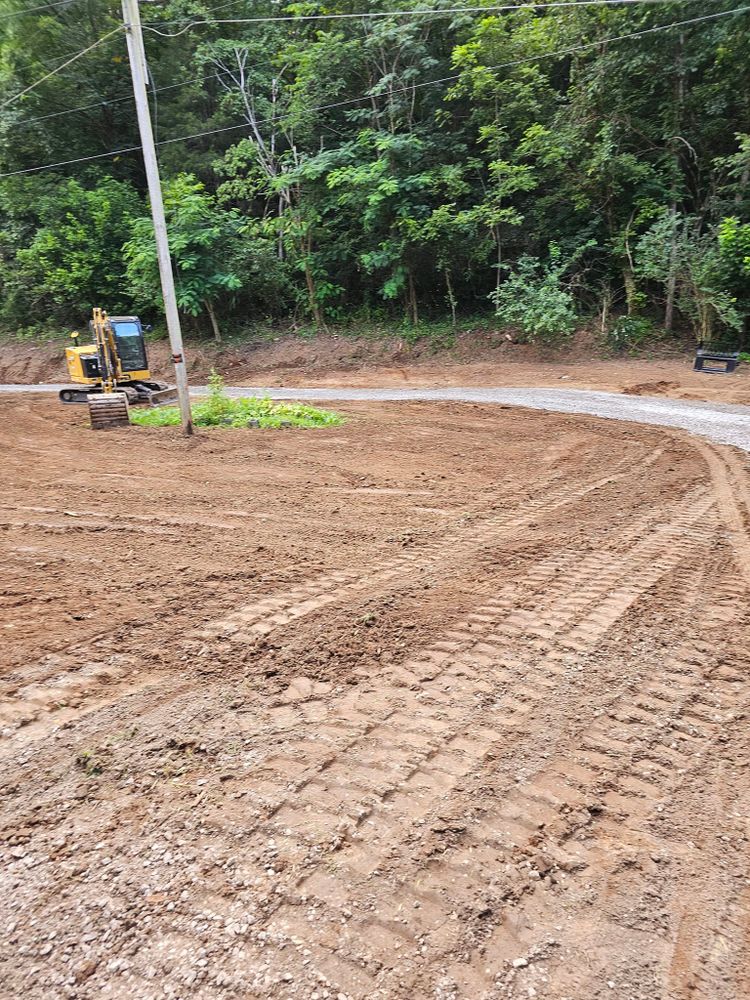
[121, 0, 193, 435]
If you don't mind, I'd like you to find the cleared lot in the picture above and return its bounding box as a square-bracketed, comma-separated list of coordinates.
[1, 394, 749, 1000]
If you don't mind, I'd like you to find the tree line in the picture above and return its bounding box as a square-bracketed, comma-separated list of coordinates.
[0, 0, 748, 345]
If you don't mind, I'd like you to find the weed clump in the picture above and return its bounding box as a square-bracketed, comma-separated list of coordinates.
[131, 369, 344, 430]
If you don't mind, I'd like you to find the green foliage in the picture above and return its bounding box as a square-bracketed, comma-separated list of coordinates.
[719, 217, 750, 276]
[1, 0, 749, 338]
[131, 373, 343, 429]
[605, 316, 656, 352]
[204, 367, 234, 421]
[718, 217, 750, 329]
[490, 250, 578, 342]
[636, 213, 742, 340]
[0, 177, 141, 330]
[124, 175, 260, 340]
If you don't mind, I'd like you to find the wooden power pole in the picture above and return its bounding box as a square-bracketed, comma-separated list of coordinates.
[121, 0, 193, 435]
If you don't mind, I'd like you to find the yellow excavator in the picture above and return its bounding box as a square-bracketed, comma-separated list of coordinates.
[59, 308, 175, 406]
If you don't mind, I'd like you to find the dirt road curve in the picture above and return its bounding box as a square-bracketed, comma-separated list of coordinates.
[4, 383, 750, 450]
[2, 395, 750, 1000]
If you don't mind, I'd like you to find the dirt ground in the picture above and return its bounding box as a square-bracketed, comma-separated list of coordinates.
[3, 331, 750, 405]
[2, 393, 750, 1000]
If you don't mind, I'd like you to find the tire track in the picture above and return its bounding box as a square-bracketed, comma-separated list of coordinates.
[194, 449, 666, 644]
[233, 489, 721, 994]
[377, 574, 749, 998]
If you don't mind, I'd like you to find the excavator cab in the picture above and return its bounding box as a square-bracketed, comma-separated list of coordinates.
[105, 316, 149, 374]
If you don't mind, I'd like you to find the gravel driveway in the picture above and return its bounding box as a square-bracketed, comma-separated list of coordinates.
[5, 383, 750, 452]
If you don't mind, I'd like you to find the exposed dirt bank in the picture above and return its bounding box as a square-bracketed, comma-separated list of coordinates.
[2, 330, 749, 404]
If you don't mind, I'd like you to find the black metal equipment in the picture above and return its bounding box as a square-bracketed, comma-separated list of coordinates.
[694, 349, 740, 374]
[693, 338, 742, 374]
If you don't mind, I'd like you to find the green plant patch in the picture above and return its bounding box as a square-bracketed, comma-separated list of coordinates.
[130, 367, 343, 429]
[130, 395, 344, 430]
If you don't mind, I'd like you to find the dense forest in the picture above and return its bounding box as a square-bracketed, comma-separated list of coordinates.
[0, 0, 749, 345]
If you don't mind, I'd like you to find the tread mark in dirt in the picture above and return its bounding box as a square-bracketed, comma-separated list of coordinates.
[195, 451, 668, 643]
[184, 487, 720, 995]
[0, 445, 669, 739]
[271, 563, 748, 999]
[228, 487, 712, 816]
[7, 482, 711, 995]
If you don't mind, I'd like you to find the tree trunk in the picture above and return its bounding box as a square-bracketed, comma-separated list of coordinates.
[304, 259, 327, 332]
[600, 283, 611, 335]
[277, 195, 285, 260]
[664, 212, 679, 332]
[735, 159, 749, 205]
[623, 267, 638, 316]
[664, 32, 685, 332]
[495, 228, 502, 295]
[665, 217, 677, 331]
[665, 273, 677, 331]
[407, 269, 419, 326]
[204, 299, 221, 343]
[666, 34, 685, 333]
[445, 268, 457, 328]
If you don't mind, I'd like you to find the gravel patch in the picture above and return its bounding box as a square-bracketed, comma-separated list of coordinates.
[5, 383, 750, 452]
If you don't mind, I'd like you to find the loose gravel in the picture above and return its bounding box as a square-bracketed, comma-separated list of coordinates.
[5, 383, 750, 451]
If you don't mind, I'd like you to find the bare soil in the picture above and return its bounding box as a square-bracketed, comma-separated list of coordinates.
[3, 330, 750, 404]
[2, 394, 750, 1000]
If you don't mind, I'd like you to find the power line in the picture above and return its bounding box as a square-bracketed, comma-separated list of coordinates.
[9, 72, 223, 128]
[0, 0, 75, 20]
[36, 32, 126, 66]
[5, 0, 714, 127]
[0, 26, 123, 110]
[133, 0, 256, 28]
[1, 4, 747, 178]
[142, 0, 715, 37]
[151, 0, 270, 24]
[0, 144, 142, 176]
[2, 0, 721, 121]
[18, 31, 123, 70]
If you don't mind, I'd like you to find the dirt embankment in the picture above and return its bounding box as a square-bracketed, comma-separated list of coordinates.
[3, 329, 749, 404]
[2, 395, 750, 999]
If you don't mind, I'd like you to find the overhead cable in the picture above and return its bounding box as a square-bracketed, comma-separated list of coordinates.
[0, 25, 123, 110]
[9, 72, 223, 129]
[0, 0, 75, 20]
[1, 5, 747, 177]
[142, 0, 715, 36]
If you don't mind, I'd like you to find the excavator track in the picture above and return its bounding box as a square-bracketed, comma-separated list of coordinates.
[58, 381, 176, 406]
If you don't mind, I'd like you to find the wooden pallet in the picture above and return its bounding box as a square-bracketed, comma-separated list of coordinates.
[88, 392, 130, 430]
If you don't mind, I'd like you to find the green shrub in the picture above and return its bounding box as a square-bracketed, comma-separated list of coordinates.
[489, 253, 577, 343]
[204, 368, 234, 422]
